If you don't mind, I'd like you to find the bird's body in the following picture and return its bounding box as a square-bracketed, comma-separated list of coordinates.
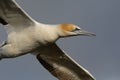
[1, 22, 60, 58]
[0, 0, 96, 80]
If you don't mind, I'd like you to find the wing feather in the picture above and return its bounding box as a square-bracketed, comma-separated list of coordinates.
[0, 0, 35, 27]
[35, 43, 95, 80]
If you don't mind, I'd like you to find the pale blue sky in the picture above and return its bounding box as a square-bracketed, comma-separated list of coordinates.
[0, 0, 120, 80]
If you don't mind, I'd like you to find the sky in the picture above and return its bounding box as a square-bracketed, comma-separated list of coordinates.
[0, 0, 120, 80]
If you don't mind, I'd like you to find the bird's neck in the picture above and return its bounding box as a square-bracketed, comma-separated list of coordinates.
[35, 23, 60, 44]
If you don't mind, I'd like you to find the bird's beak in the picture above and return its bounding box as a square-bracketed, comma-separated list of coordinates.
[74, 29, 96, 36]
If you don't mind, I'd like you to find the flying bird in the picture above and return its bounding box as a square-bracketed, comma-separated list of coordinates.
[0, 0, 96, 80]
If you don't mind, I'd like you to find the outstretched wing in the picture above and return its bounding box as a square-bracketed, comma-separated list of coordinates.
[35, 43, 95, 80]
[0, 0, 35, 27]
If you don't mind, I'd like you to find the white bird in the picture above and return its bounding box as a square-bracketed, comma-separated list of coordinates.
[0, 0, 96, 80]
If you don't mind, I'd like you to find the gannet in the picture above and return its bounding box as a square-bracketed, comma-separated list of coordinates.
[0, 0, 96, 80]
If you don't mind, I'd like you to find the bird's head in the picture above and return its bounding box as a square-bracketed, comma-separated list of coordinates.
[58, 23, 96, 37]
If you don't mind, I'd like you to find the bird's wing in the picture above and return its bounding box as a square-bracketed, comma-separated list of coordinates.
[0, 0, 35, 27]
[35, 43, 95, 80]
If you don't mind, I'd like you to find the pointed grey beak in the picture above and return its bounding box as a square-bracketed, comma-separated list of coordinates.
[74, 29, 96, 36]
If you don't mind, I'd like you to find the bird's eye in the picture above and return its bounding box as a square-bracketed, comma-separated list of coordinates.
[72, 27, 81, 32]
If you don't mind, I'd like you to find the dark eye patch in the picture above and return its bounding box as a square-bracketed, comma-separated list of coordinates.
[72, 27, 80, 32]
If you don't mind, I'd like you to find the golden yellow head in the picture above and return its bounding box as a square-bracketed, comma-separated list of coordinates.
[59, 23, 95, 37]
[60, 23, 76, 32]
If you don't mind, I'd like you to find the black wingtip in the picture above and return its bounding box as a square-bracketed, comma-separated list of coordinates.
[0, 17, 8, 25]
